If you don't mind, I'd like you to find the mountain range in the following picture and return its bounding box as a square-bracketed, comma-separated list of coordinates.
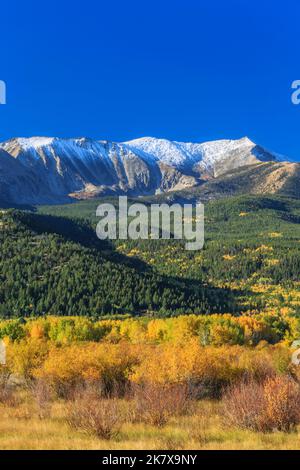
[0, 135, 298, 205]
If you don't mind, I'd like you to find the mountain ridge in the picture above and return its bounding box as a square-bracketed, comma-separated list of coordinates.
[0, 135, 295, 205]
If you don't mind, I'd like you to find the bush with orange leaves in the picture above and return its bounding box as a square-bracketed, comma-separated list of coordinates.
[129, 340, 290, 398]
[5, 336, 292, 400]
[264, 376, 300, 432]
[223, 375, 300, 432]
[34, 342, 140, 397]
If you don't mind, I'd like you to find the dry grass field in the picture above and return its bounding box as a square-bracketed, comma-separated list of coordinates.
[1, 393, 300, 450]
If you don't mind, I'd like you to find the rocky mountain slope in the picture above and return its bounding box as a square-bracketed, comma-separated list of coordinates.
[0, 135, 295, 205]
[156, 161, 300, 204]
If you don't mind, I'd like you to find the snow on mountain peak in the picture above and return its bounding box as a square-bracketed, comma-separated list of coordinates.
[9, 137, 111, 164]
[123, 136, 258, 169]
[17, 137, 55, 150]
[0, 135, 282, 176]
[123, 137, 194, 166]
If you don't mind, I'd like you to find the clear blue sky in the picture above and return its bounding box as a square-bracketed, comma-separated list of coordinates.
[1, 0, 300, 159]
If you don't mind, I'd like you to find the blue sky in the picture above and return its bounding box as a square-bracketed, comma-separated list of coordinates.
[0, 0, 300, 159]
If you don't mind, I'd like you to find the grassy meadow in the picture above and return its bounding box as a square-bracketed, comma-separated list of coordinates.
[2, 397, 300, 450]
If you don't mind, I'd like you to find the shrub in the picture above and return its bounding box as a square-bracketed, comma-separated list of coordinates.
[223, 379, 266, 431]
[223, 375, 300, 432]
[66, 387, 121, 439]
[133, 383, 192, 427]
[263, 376, 300, 432]
[35, 343, 138, 398]
[0, 368, 15, 406]
[7, 339, 49, 381]
[130, 342, 243, 395]
[30, 378, 53, 419]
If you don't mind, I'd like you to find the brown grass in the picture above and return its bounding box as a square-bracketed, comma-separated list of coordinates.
[1, 375, 300, 449]
[2, 395, 300, 449]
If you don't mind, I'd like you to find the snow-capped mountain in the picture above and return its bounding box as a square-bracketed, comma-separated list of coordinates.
[124, 136, 279, 177]
[0, 135, 290, 205]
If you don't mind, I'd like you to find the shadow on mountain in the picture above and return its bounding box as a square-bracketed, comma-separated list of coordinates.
[0, 201, 36, 211]
[15, 211, 151, 273]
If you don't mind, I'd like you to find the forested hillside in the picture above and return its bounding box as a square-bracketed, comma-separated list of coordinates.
[38, 194, 300, 317]
[0, 210, 233, 318]
[1, 194, 300, 318]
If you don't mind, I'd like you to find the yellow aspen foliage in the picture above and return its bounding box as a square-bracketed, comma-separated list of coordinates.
[34, 342, 140, 392]
[237, 317, 270, 345]
[118, 319, 148, 343]
[7, 339, 49, 380]
[147, 319, 170, 342]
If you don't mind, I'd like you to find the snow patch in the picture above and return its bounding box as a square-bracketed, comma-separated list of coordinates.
[17, 137, 54, 150]
[123, 136, 258, 170]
